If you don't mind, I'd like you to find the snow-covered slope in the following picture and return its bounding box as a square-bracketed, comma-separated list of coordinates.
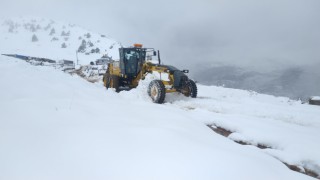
[1, 56, 319, 179]
[0, 17, 121, 65]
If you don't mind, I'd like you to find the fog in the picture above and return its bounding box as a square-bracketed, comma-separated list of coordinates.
[1, 0, 320, 98]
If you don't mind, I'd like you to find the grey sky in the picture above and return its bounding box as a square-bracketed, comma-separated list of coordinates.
[1, 0, 319, 71]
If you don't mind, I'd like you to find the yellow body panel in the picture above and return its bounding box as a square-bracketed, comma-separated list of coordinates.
[105, 61, 178, 93]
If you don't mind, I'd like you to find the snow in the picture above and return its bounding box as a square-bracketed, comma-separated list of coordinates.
[1, 16, 320, 179]
[311, 96, 320, 101]
[0, 17, 121, 65]
[175, 86, 320, 174]
[0, 56, 319, 180]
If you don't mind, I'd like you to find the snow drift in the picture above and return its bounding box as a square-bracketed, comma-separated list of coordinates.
[0, 55, 318, 180]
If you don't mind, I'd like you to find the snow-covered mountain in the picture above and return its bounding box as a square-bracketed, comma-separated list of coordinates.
[0, 17, 121, 65]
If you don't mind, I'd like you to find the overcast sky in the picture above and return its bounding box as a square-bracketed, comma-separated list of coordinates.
[1, 0, 319, 71]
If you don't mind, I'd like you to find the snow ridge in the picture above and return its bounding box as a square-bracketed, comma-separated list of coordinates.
[0, 16, 121, 65]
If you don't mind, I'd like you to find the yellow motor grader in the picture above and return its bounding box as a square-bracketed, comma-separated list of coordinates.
[103, 44, 197, 104]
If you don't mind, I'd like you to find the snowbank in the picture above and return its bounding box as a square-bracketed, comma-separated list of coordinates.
[0, 56, 317, 180]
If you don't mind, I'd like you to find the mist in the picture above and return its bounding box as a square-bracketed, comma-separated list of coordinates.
[1, 0, 319, 99]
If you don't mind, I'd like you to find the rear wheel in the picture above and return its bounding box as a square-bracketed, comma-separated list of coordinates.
[103, 73, 110, 87]
[148, 80, 166, 104]
[110, 75, 120, 92]
[104, 73, 120, 92]
[182, 80, 197, 98]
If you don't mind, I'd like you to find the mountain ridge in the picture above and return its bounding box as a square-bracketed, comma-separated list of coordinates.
[0, 16, 121, 65]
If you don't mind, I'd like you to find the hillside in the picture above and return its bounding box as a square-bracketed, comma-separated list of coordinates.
[0, 17, 121, 64]
[1, 55, 320, 179]
[192, 65, 320, 101]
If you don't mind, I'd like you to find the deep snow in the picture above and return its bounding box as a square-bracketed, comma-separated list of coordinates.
[0, 56, 319, 180]
[1, 16, 320, 180]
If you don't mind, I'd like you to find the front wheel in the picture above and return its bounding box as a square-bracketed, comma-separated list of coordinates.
[182, 80, 197, 98]
[148, 80, 166, 104]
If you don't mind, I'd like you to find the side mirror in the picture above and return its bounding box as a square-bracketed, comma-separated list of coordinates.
[182, 70, 189, 73]
[153, 51, 157, 56]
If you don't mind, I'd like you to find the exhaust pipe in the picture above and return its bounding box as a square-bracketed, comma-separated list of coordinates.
[158, 50, 161, 65]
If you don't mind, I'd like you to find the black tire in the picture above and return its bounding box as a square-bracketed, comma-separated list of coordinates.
[103, 73, 108, 85]
[103, 73, 110, 88]
[148, 80, 166, 104]
[104, 73, 120, 92]
[110, 75, 120, 92]
[183, 80, 197, 98]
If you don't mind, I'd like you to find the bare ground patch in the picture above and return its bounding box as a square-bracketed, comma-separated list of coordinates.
[207, 124, 320, 179]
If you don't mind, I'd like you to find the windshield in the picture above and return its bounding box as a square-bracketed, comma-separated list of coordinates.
[125, 50, 139, 61]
